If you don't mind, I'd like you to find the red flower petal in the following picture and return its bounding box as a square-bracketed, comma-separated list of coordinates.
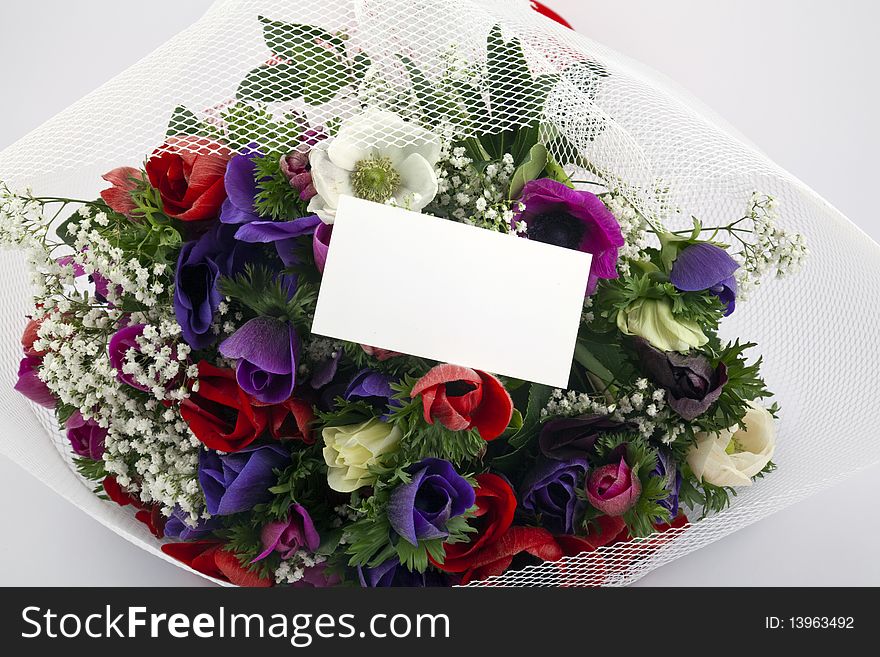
[411, 363, 481, 397]
[213, 549, 274, 587]
[470, 371, 514, 441]
[102, 476, 144, 509]
[458, 526, 563, 585]
[135, 506, 166, 539]
[161, 540, 226, 581]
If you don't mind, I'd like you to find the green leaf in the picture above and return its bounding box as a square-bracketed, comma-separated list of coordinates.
[573, 339, 616, 387]
[399, 55, 461, 127]
[258, 16, 344, 59]
[508, 383, 552, 448]
[543, 152, 572, 187]
[237, 63, 303, 103]
[509, 143, 548, 198]
[165, 105, 206, 138]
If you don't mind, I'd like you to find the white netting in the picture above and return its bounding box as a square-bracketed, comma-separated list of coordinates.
[0, 0, 876, 587]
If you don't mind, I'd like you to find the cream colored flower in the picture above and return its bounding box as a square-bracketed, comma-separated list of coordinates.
[617, 297, 708, 353]
[687, 402, 776, 487]
[322, 418, 402, 492]
[308, 108, 441, 223]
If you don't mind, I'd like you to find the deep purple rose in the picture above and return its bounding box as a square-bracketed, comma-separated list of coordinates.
[585, 456, 641, 516]
[631, 336, 728, 421]
[163, 506, 221, 540]
[14, 355, 54, 408]
[174, 222, 254, 349]
[653, 450, 682, 519]
[387, 458, 475, 546]
[515, 178, 624, 294]
[358, 560, 448, 587]
[520, 457, 589, 534]
[219, 316, 299, 405]
[107, 323, 150, 391]
[669, 242, 739, 316]
[253, 503, 320, 562]
[198, 443, 289, 516]
[539, 414, 624, 461]
[65, 410, 106, 460]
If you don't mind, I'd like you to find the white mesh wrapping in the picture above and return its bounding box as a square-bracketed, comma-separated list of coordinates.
[0, 0, 876, 587]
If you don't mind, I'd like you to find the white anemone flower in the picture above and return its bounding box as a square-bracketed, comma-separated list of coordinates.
[687, 401, 776, 487]
[307, 108, 441, 223]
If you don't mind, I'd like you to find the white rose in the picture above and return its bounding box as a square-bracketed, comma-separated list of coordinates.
[308, 108, 441, 223]
[687, 402, 776, 487]
[322, 418, 402, 492]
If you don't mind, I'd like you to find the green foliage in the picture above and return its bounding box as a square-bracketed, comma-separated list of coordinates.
[218, 264, 317, 329]
[508, 143, 548, 198]
[220, 102, 306, 152]
[506, 383, 552, 448]
[696, 340, 771, 434]
[594, 267, 726, 330]
[238, 17, 349, 105]
[222, 521, 278, 579]
[260, 447, 327, 519]
[166, 105, 210, 138]
[74, 457, 108, 482]
[252, 152, 308, 220]
[399, 55, 465, 128]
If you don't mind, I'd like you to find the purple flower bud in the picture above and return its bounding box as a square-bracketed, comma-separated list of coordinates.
[669, 242, 739, 315]
[65, 410, 107, 460]
[253, 504, 320, 562]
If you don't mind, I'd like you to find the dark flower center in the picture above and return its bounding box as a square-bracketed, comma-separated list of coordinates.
[527, 211, 586, 250]
[445, 380, 477, 397]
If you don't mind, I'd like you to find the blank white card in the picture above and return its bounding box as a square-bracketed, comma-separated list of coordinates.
[311, 196, 592, 388]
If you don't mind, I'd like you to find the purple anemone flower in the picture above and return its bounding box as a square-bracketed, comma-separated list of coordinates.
[358, 560, 448, 587]
[174, 222, 255, 350]
[163, 507, 222, 540]
[198, 443, 289, 516]
[219, 316, 299, 404]
[344, 369, 400, 416]
[253, 503, 320, 562]
[653, 450, 682, 519]
[387, 458, 475, 546]
[515, 178, 624, 294]
[520, 457, 589, 535]
[14, 356, 55, 408]
[65, 410, 107, 460]
[669, 243, 740, 316]
[234, 214, 321, 268]
[313, 222, 332, 274]
[108, 323, 149, 391]
[631, 336, 728, 421]
[219, 147, 262, 225]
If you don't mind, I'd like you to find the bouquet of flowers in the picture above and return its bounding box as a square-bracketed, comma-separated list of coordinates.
[2, 0, 871, 588]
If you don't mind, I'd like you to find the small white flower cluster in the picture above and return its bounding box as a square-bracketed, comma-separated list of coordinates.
[599, 191, 651, 274]
[0, 190, 204, 517]
[118, 319, 195, 401]
[734, 193, 809, 299]
[274, 552, 327, 585]
[541, 380, 686, 445]
[433, 147, 520, 232]
[299, 336, 342, 377]
[67, 206, 167, 308]
[0, 184, 47, 250]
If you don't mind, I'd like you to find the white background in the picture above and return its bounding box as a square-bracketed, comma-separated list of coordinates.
[0, 0, 877, 586]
